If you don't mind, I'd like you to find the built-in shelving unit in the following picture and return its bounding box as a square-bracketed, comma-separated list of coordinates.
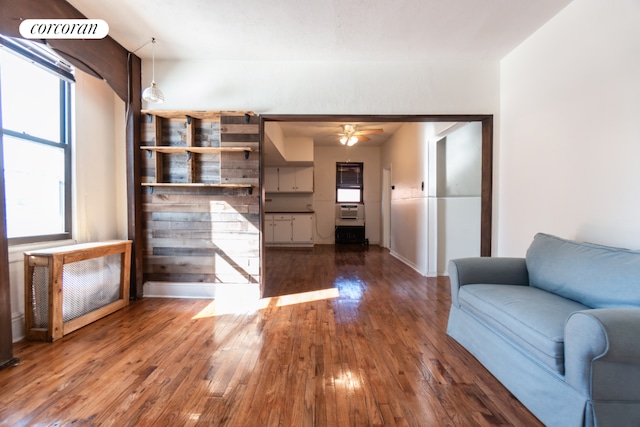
[140, 110, 255, 192]
[140, 110, 261, 289]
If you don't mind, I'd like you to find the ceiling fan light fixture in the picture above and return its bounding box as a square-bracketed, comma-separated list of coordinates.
[142, 37, 165, 104]
[347, 136, 358, 146]
[340, 136, 348, 145]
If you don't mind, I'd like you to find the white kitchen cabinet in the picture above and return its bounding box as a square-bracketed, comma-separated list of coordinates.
[276, 168, 296, 192]
[265, 213, 313, 246]
[273, 215, 294, 242]
[264, 214, 293, 243]
[264, 214, 274, 244]
[291, 214, 313, 244]
[265, 167, 314, 193]
[293, 167, 314, 192]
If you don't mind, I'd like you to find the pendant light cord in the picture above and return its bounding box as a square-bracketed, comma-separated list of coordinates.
[151, 37, 156, 83]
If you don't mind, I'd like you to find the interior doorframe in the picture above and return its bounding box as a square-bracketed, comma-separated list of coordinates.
[381, 165, 392, 249]
[259, 114, 493, 293]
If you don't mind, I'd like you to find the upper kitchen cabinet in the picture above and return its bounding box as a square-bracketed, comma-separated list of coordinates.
[265, 166, 314, 193]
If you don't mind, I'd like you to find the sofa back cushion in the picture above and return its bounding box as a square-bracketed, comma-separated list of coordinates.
[526, 233, 640, 308]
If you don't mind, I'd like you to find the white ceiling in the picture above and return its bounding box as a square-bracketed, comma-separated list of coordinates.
[66, 0, 572, 147]
[67, 0, 572, 62]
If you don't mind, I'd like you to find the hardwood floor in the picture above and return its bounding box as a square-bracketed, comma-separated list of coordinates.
[1, 245, 542, 426]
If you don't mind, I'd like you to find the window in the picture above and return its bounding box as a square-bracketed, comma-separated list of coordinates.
[336, 162, 363, 203]
[0, 36, 73, 244]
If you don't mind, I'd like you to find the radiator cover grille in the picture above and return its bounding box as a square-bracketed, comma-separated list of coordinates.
[31, 254, 122, 327]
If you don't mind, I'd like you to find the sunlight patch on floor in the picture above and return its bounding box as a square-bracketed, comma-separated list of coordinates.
[193, 287, 340, 319]
[334, 369, 361, 390]
[263, 288, 341, 308]
[192, 284, 261, 318]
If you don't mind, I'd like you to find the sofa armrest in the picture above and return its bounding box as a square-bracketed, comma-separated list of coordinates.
[565, 308, 640, 400]
[448, 257, 529, 307]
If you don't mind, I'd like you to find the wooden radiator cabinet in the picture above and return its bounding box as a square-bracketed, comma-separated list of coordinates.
[24, 240, 132, 342]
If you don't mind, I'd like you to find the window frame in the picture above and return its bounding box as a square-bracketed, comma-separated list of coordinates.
[1, 37, 73, 245]
[335, 162, 364, 203]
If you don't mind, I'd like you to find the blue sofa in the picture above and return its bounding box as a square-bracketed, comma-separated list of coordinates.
[447, 233, 640, 427]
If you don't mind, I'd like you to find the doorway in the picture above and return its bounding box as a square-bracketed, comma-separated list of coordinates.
[260, 114, 493, 297]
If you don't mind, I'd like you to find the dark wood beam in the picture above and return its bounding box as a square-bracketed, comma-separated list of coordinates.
[0, 0, 130, 103]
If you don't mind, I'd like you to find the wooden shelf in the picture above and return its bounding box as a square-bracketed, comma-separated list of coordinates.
[142, 183, 252, 188]
[141, 146, 252, 157]
[141, 110, 254, 121]
[142, 182, 254, 194]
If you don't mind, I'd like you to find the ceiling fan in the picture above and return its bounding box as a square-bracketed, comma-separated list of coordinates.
[338, 124, 384, 146]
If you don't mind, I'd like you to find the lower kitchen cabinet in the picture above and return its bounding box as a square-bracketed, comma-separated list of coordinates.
[265, 213, 313, 246]
[291, 214, 313, 243]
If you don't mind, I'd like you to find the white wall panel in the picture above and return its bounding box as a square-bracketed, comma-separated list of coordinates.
[499, 0, 640, 254]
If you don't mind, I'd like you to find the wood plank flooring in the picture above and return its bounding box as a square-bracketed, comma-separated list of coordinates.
[1, 245, 542, 426]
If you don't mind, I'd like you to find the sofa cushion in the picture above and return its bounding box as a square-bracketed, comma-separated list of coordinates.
[526, 233, 640, 309]
[458, 284, 589, 374]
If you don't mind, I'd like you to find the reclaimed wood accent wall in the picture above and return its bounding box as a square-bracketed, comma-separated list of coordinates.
[140, 111, 260, 287]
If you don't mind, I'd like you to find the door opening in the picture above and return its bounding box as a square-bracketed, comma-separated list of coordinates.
[260, 114, 493, 298]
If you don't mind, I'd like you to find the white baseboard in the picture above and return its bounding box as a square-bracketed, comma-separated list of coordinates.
[389, 250, 425, 276]
[143, 282, 261, 301]
[143, 282, 218, 299]
[12, 312, 24, 343]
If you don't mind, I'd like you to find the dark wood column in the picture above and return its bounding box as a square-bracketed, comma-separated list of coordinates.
[126, 54, 143, 298]
[0, 86, 19, 369]
[481, 115, 494, 256]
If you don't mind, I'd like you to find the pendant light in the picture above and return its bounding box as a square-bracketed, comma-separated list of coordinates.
[142, 37, 164, 103]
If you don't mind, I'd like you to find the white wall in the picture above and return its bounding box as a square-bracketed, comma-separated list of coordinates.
[381, 123, 429, 273]
[498, 0, 640, 255]
[144, 60, 499, 115]
[9, 70, 127, 341]
[432, 122, 482, 275]
[313, 145, 381, 244]
[74, 72, 128, 243]
[381, 122, 482, 276]
[437, 122, 482, 198]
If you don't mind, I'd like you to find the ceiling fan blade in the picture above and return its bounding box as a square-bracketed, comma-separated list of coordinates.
[356, 135, 371, 142]
[354, 129, 383, 135]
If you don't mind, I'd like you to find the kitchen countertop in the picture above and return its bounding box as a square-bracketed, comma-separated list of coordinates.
[265, 211, 314, 214]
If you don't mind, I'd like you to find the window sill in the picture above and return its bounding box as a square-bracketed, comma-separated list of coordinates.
[8, 239, 77, 263]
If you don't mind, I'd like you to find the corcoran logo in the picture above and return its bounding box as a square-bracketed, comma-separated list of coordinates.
[19, 19, 109, 39]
